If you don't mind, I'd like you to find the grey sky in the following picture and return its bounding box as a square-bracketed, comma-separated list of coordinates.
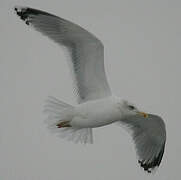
[0, 0, 181, 179]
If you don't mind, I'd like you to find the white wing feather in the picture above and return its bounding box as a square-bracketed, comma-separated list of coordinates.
[15, 6, 111, 103]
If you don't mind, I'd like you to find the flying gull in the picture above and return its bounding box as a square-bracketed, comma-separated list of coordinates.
[14, 6, 166, 173]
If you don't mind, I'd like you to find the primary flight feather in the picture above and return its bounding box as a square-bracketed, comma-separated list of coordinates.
[14, 6, 166, 173]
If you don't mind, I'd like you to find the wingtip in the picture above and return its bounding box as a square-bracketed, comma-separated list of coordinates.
[138, 142, 165, 173]
[14, 6, 31, 25]
[14, 5, 27, 12]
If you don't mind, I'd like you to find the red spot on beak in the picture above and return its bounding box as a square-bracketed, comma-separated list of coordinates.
[56, 124, 62, 128]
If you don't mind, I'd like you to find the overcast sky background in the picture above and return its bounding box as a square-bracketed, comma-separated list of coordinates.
[0, 0, 181, 179]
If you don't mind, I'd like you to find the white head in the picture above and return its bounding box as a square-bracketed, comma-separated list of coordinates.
[119, 100, 148, 118]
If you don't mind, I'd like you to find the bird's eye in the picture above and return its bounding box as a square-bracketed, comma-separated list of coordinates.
[128, 105, 135, 110]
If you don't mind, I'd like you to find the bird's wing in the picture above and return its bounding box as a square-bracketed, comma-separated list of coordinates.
[15, 6, 111, 103]
[118, 114, 166, 173]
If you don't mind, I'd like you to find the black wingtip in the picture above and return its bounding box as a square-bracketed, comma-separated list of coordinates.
[14, 6, 57, 25]
[138, 143, 165, 173]
[14, 6, 30, 24]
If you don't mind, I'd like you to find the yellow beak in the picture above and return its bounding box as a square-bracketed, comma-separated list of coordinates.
[138, 112, 148, 118]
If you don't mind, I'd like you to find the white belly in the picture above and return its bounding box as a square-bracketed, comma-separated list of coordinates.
[71, 96, 122, 128]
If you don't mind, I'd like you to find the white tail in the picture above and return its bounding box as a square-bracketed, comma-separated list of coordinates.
[44, 96, 93, 144]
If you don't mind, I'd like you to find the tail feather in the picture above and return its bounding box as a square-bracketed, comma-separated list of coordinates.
[44, 96, 74, 113]
[44, 96, 93, 144]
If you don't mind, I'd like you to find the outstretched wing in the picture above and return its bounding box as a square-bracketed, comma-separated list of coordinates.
[118, 114, 166, 173]
[15, 6, 111, 103]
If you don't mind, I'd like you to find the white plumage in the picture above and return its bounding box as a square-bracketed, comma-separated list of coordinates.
[15, 6, 166, 173]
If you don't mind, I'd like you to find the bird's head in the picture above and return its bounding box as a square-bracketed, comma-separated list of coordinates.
[120, 100, 148, 118]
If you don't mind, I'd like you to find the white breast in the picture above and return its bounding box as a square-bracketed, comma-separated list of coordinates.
[71, 96, 122, 128]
